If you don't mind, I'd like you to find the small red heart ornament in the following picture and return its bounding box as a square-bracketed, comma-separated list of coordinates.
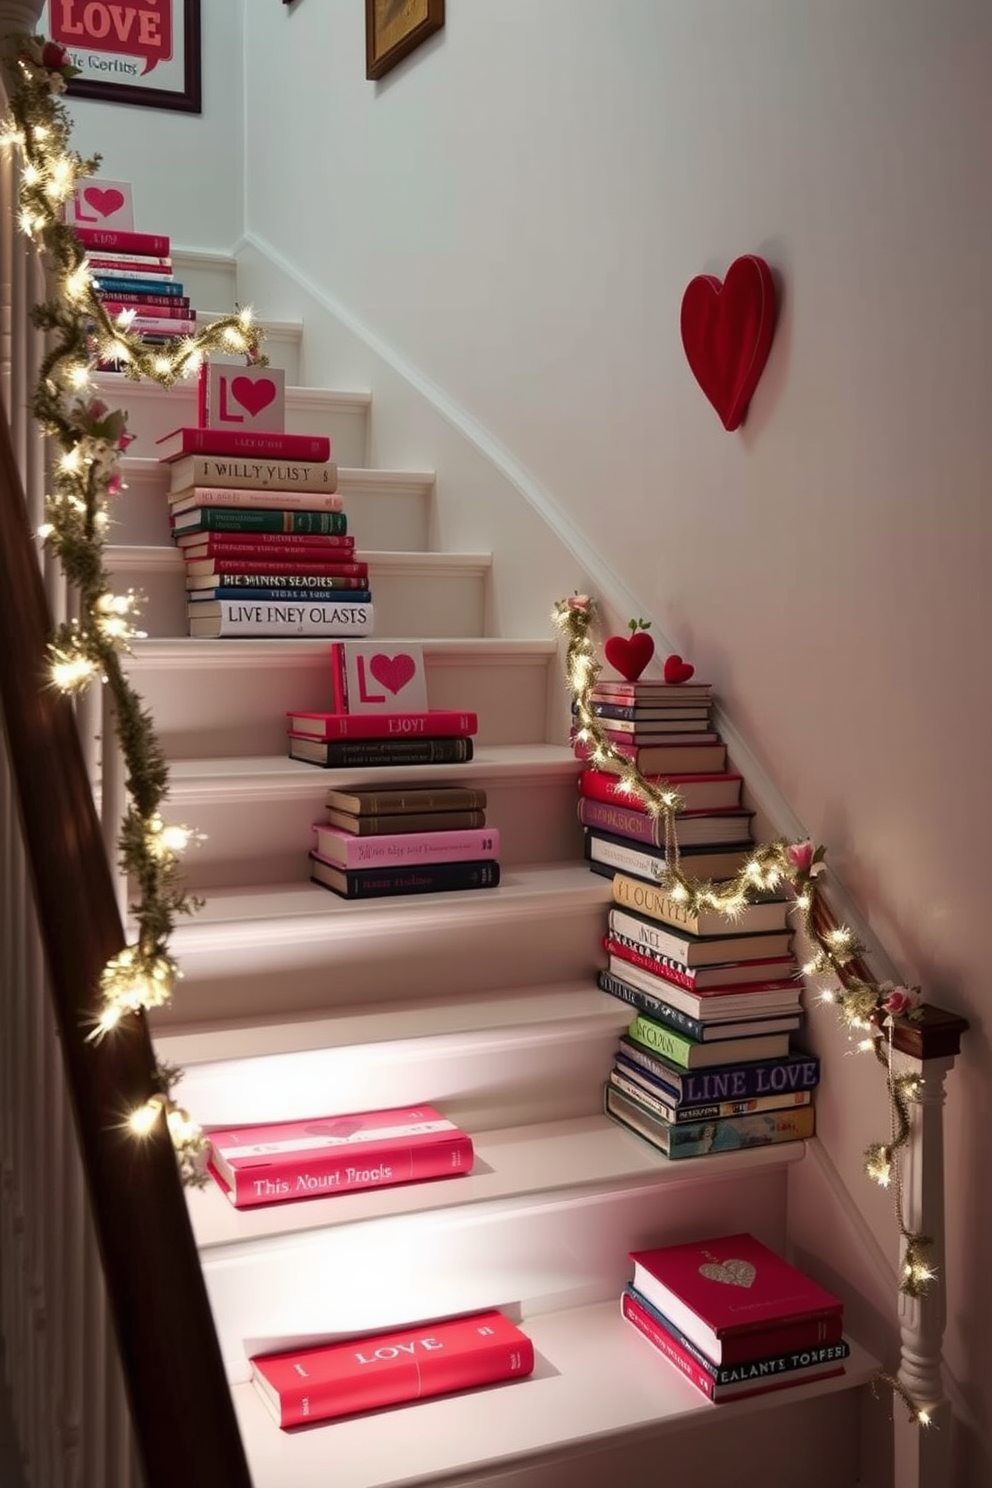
[664, 654, 695, 684]
[680, 255, 776, 431]
[604, 631, 655, 682]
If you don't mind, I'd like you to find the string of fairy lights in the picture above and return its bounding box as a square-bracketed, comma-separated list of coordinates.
[1, 34, 271, 1182]
[553, 594, 935, 1425]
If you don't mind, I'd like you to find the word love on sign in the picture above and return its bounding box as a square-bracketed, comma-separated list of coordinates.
[67, 177, 134, 231]
[48, 0, 174, 78]
[680, 254, 777, 432]
[200, 365, 287, 433]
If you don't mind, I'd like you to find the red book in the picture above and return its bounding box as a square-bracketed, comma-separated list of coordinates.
[287, 709, 478, 741]
[207, 1103, 473, 1210]
[155, 426, 332, 464]
[620, 1290, 846, 1401]
[578, 797, 754, 849]
[250, 1309, 535, 1428]
[579, 767, 743, 813]
[101, 300, 192, 319]
[184, 559, 368, 579]
[176, 535, 356, 560]
[604, 938, 799, 1008]
[74, 226, 170, 256]
[629, 1232, 844, 1366]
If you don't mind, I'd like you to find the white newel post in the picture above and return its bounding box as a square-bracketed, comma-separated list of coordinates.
[891, 1009, 968, 1488]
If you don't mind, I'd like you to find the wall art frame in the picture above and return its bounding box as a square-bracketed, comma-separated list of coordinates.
[40, 0, 202, 114]
[365, 0, 444, 81]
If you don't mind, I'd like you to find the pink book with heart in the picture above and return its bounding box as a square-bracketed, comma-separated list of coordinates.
[329, 642, 430, 714]
[207, 1104, 473, 1210]
[630, 1232, 843, 1365]
[197, 362, 287, 431]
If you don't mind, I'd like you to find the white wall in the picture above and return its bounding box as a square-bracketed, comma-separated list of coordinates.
[240, 4, 992, 1478]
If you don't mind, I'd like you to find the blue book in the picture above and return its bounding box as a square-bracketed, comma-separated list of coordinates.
[604, 1080, 815, 1159]
[187, 587, 373, 605]
[93, 275, 186, 297]
[597, 969, 803, 1044]
[615, 1036, 820, 1106]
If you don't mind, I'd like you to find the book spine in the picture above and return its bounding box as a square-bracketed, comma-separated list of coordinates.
[94, 275, 185, 296]
[608, 1081, 815, 1160]
[76, 227, 170, 255]
[326, 811, 487, 835]
[313, 827, 499, 869]
[226, 1132, 473, 1209]
[314, 858, 499, 897]
[328, 790, 487, 816]
[87, 255, 172, 271]
[173, 457, 338, 491]
[605, 934, 696, 992]
[179, 510, 348, 534]
[584, 831, 673, 881]
[291, 711, 478, 741]
[186, 564, 367, 581]
[190, 588, 372, 605]
[611, 1065, 810, 1125]
[177, 537, 355, 557]
[316, 739, 474, 766]
[621, 1290, 715, 1399]
[129, 320, 198, 337]
[195, 602, 373, 637]
[626, 1012, 695, 1068]
[578, 797, 664, 848]
[608, 917, 699, 988]
[598, 969, 706, 1040]
[160, 429, 331, 461]
[616, 1038, 821, 1103]
[171, 486, 342, 510]
[101, 297, 191, 314]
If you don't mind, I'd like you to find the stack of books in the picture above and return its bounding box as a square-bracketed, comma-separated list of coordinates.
[287, 707, 478, 770]
[307, 776, 499, 900]
[80, 225, 197, 343]
[158, 426, 374, 638]
[622, 1232, 849, 1403]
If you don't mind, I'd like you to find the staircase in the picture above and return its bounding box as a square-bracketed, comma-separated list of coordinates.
[87, 253, 884, 1487]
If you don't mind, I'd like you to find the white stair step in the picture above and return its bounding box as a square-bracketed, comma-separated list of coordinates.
[170, 248, 237, 311]
[157, 982, 629, 1133]
[145, 745, 583, 891]
[148, 863, 612, 1027]
[190, 1114, 801, 1381]
[113, 459, 435, 550]
[124, 638, 562, 758]
[96, 373, 371, 467]
[105, 546, 490, 641]
[231, 1304, 873, 1488]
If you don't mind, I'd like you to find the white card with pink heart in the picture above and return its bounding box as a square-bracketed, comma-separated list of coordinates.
[330, 643, 429, 715]
[198, 364, 286, 433]
[67, 179, 134, 231]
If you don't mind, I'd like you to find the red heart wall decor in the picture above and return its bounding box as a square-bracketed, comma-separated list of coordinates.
[680, 255, 777, 431]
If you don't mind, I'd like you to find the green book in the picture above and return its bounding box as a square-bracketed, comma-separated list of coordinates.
[172, 507, 348, 535]
[626, 1013, 792, 1071]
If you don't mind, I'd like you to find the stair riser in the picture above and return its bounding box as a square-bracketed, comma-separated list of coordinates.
[197, 313, 302, 383]
[146, 775, 584, 891]
[124, 649, 558, 757]
[97, 376, 370, 469]
[157, 897, 607, 1025]
[169, 252, 237, 314]
[203, 1167, 787, 1384]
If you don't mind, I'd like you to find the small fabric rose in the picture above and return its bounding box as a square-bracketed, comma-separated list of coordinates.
[567, 593, 590, 612]
[787, 839, 825, 876]
[881, 984, 920, 1018]
[41, 41, 70, 69]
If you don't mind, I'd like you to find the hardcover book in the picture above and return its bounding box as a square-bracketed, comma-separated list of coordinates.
[579, 768, 742, 813]
[628, 1230, 844, 1365]
[325, 808, 487, 836]
[583, 739, 729, 775]
[123, 318, 198, 338]
[291, 736, 474, 769]
[176, 534, 355, 560]
[584, 830, 749, 887]
[325, 785, 487, 816]
[593, 681, 713, 701]
[310, 854, 500, 899]
[188, 600, 373, 639]
[578, 798, 754, 849]
[585, 705, 715, 728]
[621, 1288, 847, 1401]
[288, 710, 478, 741]
[606, 1082, 815, 1161]
[171, 487, 343, 515]
[615, 1037, 821, 1106]
[185, 559, 367, 582]
[249, 1309, 534, 1429]
[609, 1064, 812, 1125]
[188, 588, 373, 607]
[93, 275, 185, 298]
[598, 969, 803, 1044]
[168, 454, 339, 493]
[312, 822, 498, 869]
[608, 908, 795, 989]
[208, 1103, 473, 1210]
[617, 887, 791, 938]
[155, 426, 331, 464]
[199, 363, 287, 433]
[625, 1011, 792, 1070]
[172, 508, 348, 536]
[101, 298, 191, 317]
[328, 641, 429, 714]
[602, 943, 802, 1017]
[74, 225, 168, 256]
[611, 880, 792, 964]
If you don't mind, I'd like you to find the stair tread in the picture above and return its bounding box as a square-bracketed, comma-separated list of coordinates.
[94, 371, 372, 411]
[230, 1304, 876, 1488]
[188, 1113, 806, 1254]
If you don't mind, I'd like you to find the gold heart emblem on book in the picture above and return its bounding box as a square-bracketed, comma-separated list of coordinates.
[699, 1259, 756, 1288]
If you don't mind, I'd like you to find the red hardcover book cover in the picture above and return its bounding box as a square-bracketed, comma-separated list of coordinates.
[101, 300, 192, 319]
[176, 536, 356, 561]
[604, 938, 800, 1010]
[629, 1233, 844, 1366]
[578, 798, 754, 850]
[155, 426, 332, 464]
[620, 1291, 846, 1401]
[250, 1309, 535, 1428]
[207, 1103, 473, 1210]
[75, 226, 170, 256]
[185, 559, 368, 579]
[287, 709, 478, 741]
[579, 768, 743, 813]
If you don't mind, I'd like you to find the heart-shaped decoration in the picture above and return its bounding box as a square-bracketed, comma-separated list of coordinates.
[699, 1258, 757, 1289]
[304, 1120, 363, 1141]
[369, 652, 417, 694]
[604, 631, 655, 683]
[663, 654, 695, 684]
[83, 186, 125, 219]
[231, 375, 277, 418]
[680, 254, 776, 431]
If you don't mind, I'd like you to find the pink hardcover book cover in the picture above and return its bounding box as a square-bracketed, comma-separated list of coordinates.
[208, 1103, 474, 1209]
[75, 226, 169, 256]
[250, 1309, 535, 1428]
[312, 822, 499, 869]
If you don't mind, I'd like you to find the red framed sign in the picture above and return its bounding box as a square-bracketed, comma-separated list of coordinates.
[39, 0, 201, 114]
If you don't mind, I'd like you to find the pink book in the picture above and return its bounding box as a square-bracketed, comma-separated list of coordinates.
[101, 301, 192, 320]
[629, 1233, 844, 1365]
[75, 226, 170, 256]
[207, 1103, 474, 1210]
[288, 709, 478, 741]
[250, 1309, 534, 1428]
[312, 822, 498, 869]
[155, 426, 332, 464]
[128, 318, 198, 338]
[170, 488, 343, 515]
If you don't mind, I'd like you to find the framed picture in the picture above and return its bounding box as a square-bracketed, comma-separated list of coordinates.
[365, 0, 444, 81]
[39, 0, 202, 114]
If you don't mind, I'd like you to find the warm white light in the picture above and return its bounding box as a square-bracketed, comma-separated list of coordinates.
[129, 1099, 162, 1137]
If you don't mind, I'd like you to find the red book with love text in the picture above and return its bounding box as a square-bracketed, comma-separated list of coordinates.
[74, 226, 170, 257]
[250, 1309, 535, 1428]
[207, 1103, 473, 1210]
[630, 1232, 844, 1366]
[155, 426, 331, 464]
[288, 709, 478, 741]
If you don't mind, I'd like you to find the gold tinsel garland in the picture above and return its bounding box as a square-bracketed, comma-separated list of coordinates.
[3, 35, 270, 1184]
[554, 595, 934, 1424]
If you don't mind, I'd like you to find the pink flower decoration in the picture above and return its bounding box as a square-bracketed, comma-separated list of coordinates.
[41, 41, 69, 69]
[787, 840, 814, 871]
[882, 985, 920, 1018]
[567, 594, 590, 612]
[84, 398, 110, 424]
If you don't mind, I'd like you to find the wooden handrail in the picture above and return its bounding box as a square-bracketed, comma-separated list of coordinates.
[0, 411, 253, 1487]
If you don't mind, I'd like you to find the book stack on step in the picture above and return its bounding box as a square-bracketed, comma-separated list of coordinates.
[157, 427, 373, 638]
[622, 1232, 849, 1404]
[80, 225, 198, 344]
